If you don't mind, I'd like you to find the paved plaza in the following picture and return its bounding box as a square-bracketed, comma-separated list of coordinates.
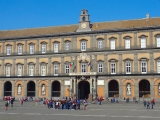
[0, 100, 160, 120]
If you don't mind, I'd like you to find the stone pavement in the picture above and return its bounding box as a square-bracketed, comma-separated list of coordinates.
[0, 100, 160, 120]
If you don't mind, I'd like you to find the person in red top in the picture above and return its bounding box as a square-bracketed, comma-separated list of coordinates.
[99, 96, 103, 105]
[151, 99, 155, 109]
[35, 99, 38, 105]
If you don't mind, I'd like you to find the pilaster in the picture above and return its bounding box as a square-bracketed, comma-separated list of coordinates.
[134, 54, 138, 74]
[149, 31, 153, 47]
[24, 58, 27, 76]
[150, 78, 154, 99]
[134, 32, 137, 48]
[14, 41, 16, 54]
[49, 39, 51, 52]
[12, 81, 15, 97]
[2, 59, 4, 76]
[48, 80, 51, 99]
[61, 56, 64, 74]
[104, 54, 108, 74]
[119, 78, 122, 100]
[70, 79, 73, 96]
[24, 80, 27, 97]
[12, 59, 15, 76]
[73, 79, 77, 95]
[104, 79, 108, 98]
[36, 39, 39, 52]
[134, 79, 139, 99]
[150, 53, 154, 73]
[1, 81, 4, 99]
[60, 80, 64, 97]
[36, 58, 39, 75]
[2, 42, 4, 54]
[48, 57, 51, 75]
[119, 54, 122, 74]
[104, 34, 107, 49]
[35, 80, 39, 99]
[119, 34, 122, 48]
[24, 40, 27, 54]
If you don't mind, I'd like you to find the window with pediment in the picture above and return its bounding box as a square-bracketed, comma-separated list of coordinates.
[40, 62, 47, 76]
[5, 63, 11, 76]
[139, 35, 147, 48]
[29, 42, 35, 54]
[41, 41, 47, 53]
[28, 62, 35, 76]
[17, 63, 23, 76]
[108, 59, 118, 74]
[17, 43, 23, 55]
[53, 61, 60, 75]
[139, 58, 149, 74]
[154, 34, 160, 47]
[6, 44, 11, 55]
[109, 37, 116, 50]
[124, 36, 131, 49]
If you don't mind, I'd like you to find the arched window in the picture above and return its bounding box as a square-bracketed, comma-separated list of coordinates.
[82, 17, 85, 22]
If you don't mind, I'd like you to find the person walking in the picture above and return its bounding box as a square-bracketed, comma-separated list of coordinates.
[143, 100, 146, 108]
[5, 100, 9, 111]
[11, 98, 14, 107]
[151, 99, 155, 109]
[146, 101, 150, 109]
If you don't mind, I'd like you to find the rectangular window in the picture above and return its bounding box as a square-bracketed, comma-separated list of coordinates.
[141, 62, 147, 73]
[42, 44, 46, 53]
[29, 65, 34, 76]
[125, 62, 131, 74]
[157, 61, 160, 73]
[111, 63, 116, 74]
[125, 39, 130, 49]
[54, 43, 58, 53]
[54, 65, 58, 75]
[7, 46, 11, 55]
[157, 38, 160, 47]
[30, 45, 34, 54]
[81, 64, 86, 73]
[81, 41, 86, 51]
[17, 65, 22, 76]
[98, 63, 103, 73]
[98, 41, 102, 48]
[110, 40, 115, 50]
[141, 38, 146, 48]
[65, 65, 70, 73]
[66, 43, 69, 50]
[41, 65, 46, 76]
[18, 45, 22, 54]
[6, 66, 10, 76]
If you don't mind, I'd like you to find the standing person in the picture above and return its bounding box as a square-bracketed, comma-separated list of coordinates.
[147, 101, 150, 109]
[143, 100, 146, 108]
[151, 99, 155, 109]
[77, 99, 81, 110]
[11, 98, 14, 107]
[5, 100, 9, 111]
[35, 99, 38, 105]
[83, 99, 87, 110]
[99, 96, 103, 105]
[20, 98, 24, 105]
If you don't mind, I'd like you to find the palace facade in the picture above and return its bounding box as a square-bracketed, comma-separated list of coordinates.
[0, 10, 160, 100]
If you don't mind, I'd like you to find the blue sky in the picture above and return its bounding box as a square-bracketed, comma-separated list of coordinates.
[0, 0, 160, 30]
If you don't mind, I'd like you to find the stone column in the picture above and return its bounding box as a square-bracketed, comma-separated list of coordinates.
[2, 42, 4, 55]
[104, 54, 108, 74]
[36, 58, 39, 76]
[48, 57, 51, 75]
[119, 78, 123, 100]
[12, 81, 15, 97]
[104, 34, 107, 49]
[104, 78, 108, 98]
[24, 58, 27, 76]
[14, 41, 16, 54]
[134, 32, 137, 48]
[134, 54, 138, 74]
[12, 59, 15, 76]
[49, 39, 51, 52]
[91, 55, 97, 72]
[150, 79, 154, 99]
[119, 34, 122, 49]
[93, 77, 97, 98]
[150, 53, 154, 73]
[70, 79, 73, 96]
[1, 81, 4, 99]
[90, 78, 93, 100]
[119, 54, 122, 74]
[24, 40, 27, 54]
[35, 80, 39, 99]
[61, 38, 64, 50]
[2, 59, 4, 76]
[149, 31, 153, 47]
[48, 80, 51, 99]
[36, 39, 39, 53]
[61, 57, 64, 74]
[24, 80, 27, 97]
[134, 79, 139, 100]
[73, 79, 77, 95]
[61, 80, 64, 98]
[72, 37, 76, 50]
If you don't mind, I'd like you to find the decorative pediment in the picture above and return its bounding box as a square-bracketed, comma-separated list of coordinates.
[64, 61, 71, 64]
[154, 34, 160, 37]
[97, 59, 104, 62]
[123, 58, 133, 61]
[108, 58, 118, 62]
[52, 61, 60, 64]
[6, 44, 12, 46]
[16, 62, 24, 65]
[96, 37, 104, 40]
[79, 39, 88, 41]
[138, 57, 149, 61]
[53, 40, 60, 43]
[28, 42, 35, 45]
[123, 36, 132, 39]
[17, 43, 24, 45]
[40, 62, 48, 65]
[5, 63, 12, 65]
[28, 62, 36, 65]
[138, 35, 148, 38]
[154, 57, 160, 60]
[64, 39, 71, 42]
[40, 41, 48, 44]
[109, 37, 117, 40]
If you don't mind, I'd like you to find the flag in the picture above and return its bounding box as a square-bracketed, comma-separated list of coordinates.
[70, 62, 74, 67]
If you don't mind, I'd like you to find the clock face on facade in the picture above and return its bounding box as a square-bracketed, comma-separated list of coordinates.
[81, 23, 86, 28]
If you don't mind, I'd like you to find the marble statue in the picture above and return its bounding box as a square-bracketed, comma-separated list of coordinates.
[126, 84, 131, 95]
[42, 85, 46, 95]
[18, 85, 21, 95]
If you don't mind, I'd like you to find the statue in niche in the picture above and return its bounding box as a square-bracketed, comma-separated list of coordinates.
[126, 83, 131, 95]
[41, 84, 46, 95]
[18, 84, 21, 95]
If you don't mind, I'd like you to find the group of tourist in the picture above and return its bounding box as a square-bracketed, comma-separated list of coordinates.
[143, 99, 155, 109]
[4, 96, 15, 110]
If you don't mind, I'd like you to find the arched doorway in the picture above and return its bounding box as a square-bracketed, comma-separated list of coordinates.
[4, 81, 12, 96]
[139, 79, 150, 97]
[108, 80, 119, 97]
[52, 81, 60, 97]
[78, 81, 90, 99]
[27, 81, 35, 97]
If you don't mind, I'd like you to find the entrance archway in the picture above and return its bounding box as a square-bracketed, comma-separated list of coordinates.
[4, 81, 12, 96]
[108, 80, 119, 97]
[78, 81, 90, 99]
[139, 79, 150, 97]
[52, 81, 60, 97]
[27, 81, 35, 97]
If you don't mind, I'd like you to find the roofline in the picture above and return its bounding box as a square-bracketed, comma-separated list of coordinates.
[0, 26, 160, 40]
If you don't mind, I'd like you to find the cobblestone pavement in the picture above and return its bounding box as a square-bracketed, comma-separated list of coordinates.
[0, 101, 160, 120]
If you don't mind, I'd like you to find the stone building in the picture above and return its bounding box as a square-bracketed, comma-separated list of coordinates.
[0, 9, 160, 100]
